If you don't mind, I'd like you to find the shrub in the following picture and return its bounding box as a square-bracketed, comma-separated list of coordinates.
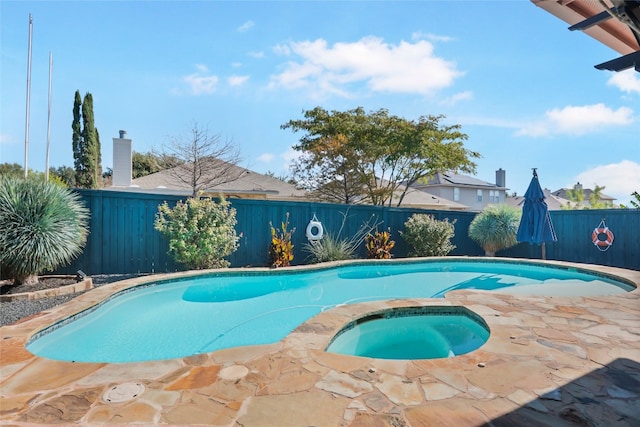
[269, 213, 295, 267]
[365, 228, 395, 259]
[0, 176, 89, 286]
[400, 214, 456, 257]
[468, 204, 521, 256]
[154, 194, 240, 269]
[304, 213, 380, 263]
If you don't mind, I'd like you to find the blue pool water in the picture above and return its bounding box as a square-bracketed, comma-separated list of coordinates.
[326, 307, 490, 360]
[27, 260, 633, 363]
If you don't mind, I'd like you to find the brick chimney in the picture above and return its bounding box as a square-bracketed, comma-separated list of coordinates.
[495, 168, 506, 188]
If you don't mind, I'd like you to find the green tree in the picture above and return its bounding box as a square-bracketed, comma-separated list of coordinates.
[0, 163, 26, 178]
[0, 176, 89, 286]
[154, 195, 241, 269]
[630, 191, 640, 209]
[50, 166, 76, 187]
[468, 205, 521, 256]
[132, 151, 180, 179]
[72, 90, 102, 188]
[282, 107, 479, 206]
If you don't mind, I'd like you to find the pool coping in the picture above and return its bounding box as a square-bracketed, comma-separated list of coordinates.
[1, 257, 639, 425]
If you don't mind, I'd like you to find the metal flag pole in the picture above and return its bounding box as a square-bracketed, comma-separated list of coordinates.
[24, 13, 33, 178]
[45, 51, 52, 181]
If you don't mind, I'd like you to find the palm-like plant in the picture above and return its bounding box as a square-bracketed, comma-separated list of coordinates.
[0, 176, 89, 286]
[468, 204, 520, 257]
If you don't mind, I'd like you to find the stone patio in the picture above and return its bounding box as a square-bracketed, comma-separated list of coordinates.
[1, 260, 639, 426]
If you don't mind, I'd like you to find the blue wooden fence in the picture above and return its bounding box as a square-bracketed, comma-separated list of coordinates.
[54, 189, 639, 275]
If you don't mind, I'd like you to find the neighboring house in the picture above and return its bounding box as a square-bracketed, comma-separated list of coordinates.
[551, 182, 616, 208]
[124, 165, 308, 201]
[391, 185, 469, 210]
[506, 188, 571, 211]
[413, 169, 509, 212]
[107, 131, 307, 201]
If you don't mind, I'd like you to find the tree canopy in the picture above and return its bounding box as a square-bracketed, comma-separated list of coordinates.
[72, 90, 102, 188]
[282, 107, 480, 206]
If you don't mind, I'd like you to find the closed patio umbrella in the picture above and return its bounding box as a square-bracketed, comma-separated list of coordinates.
[516, 169, 557, 259]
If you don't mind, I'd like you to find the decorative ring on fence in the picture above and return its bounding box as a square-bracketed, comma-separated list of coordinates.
[306, 214, 324, 241]
[592, 219, 614, 251]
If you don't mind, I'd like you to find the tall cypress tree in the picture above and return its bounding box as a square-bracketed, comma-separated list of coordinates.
[71, 90, 84, 186]
[72, 91, 102, 188]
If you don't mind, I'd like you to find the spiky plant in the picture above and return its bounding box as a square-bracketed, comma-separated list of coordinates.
[0, 176, 89, 286]
[468, 204, 521, 256]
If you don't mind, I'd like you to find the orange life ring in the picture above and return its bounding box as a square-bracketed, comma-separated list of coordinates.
[592, 227, 614, 248]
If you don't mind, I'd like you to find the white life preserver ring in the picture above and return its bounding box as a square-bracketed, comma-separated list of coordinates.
[306, 216, 324, 241]
[592, 220, 614, 252]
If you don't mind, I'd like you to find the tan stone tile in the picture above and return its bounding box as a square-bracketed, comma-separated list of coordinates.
[313, 350, 371, 373]
[316, 370, 373, 398]
[237, 390, 351, 427]
[405, 399, 490, 426]
[0, 337, 34, 367]
[421, 382, 461, 401]
[163, 392, 237, 425]
[258, 369, 318, 395]
[375, 373, 423, 406]
[19, 387, 100, 424]
[0, 394, 37, 416]
[533, 327, 579, 342]
[108, 401, 157, 423]
[77, 359, 184, 386]
[1, 359, 104, 395]
[165, 365, 221, 390]
[139, 388, 181, 407]
[347, 412, 407, 427]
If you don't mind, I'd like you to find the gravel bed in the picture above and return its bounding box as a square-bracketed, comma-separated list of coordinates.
[0, 274, 151, 327]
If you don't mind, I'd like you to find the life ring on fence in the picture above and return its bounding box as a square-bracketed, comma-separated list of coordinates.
[592, 227, 614, 249]
[306, 215, 324, 241]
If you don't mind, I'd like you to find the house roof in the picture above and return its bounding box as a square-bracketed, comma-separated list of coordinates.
[393, 186, 469, 210]
[422, 172, 506, 190]
[531, 0, 640, 72]
[506, 188, 571, 211]
[114, 162, 308, 200]
[552, 187, 616, 202]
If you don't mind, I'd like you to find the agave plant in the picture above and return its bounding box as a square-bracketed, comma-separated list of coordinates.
[468, 204, 521, 256]
[0, 176, 89, 286]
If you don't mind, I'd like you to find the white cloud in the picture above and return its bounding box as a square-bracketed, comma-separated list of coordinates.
[575, 160, 640, 205]
[607, 69, 640, 94]
[257, 153, 274, 163]
[411, 31, 453, 43]
[183, 65, 219, 95]
[440, 91, 473, 106]
[269, 36, 462, 97]
[237, 20, 254, 32]
[228, 75, 249, 86]
[516, 103, 634, 137]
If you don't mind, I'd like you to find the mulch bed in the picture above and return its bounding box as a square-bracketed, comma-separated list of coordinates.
[0, 277, 78, 295]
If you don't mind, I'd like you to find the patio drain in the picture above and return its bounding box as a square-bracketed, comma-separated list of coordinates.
[103, 382, 145, 403]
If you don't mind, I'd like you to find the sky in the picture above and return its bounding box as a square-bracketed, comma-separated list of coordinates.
[1, 1, 639, 205]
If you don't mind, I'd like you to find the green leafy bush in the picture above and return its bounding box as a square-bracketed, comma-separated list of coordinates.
[269, 213, 295, 267]
[400, 214, 456, 257]
[468, 204, 521, 256]
[154, 194, 240, 269]
[365, 228, 395, 259]
[0, 176, 89, 286]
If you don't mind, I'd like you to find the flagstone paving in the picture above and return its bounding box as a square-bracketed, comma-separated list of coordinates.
[1, 261, 639, 426]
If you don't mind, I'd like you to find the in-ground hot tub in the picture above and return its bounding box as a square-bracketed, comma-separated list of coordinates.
[326, 306, 490, 360]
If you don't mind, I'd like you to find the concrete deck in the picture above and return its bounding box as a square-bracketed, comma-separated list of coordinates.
[1, 259, 639, 426]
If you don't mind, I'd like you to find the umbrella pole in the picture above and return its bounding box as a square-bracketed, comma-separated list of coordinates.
[541, 242, 546, 260]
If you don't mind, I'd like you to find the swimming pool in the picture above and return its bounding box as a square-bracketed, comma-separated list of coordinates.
[26, 259, 634, 363]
